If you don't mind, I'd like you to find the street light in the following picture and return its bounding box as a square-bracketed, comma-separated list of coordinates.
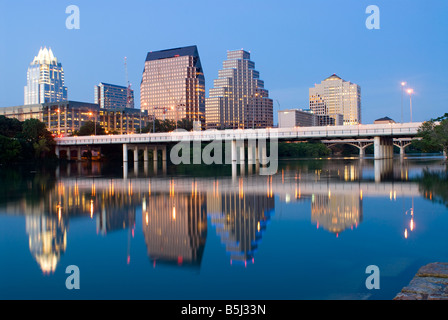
[407, 88, 413, 123]
[401, 82, 406, 123]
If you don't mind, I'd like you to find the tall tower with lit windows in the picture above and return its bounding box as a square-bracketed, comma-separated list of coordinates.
[140, 45, 205, 128]
[24, 47, 68, 105]
[205, 49, 273, 130]
[309, 74, 361, 125]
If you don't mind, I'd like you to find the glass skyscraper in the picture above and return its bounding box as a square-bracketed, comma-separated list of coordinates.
[205, 50, 273, 130]
[309, 74, 361, 126]
[94, 82, 134, 109]
[24, 47, 68, 105]
[140, 46, 205, 127]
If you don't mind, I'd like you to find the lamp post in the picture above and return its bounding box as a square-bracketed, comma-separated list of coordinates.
[401, 82, 406, 123]
[407, 88, 413, 123]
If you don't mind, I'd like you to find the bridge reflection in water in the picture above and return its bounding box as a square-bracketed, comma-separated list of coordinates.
[1, 158, 443, 274]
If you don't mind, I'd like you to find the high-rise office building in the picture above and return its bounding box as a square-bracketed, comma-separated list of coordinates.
[140, 46, 205, 127]
[94, 82, 134, 109]
[205, 50, 273, 129]
[309, 74, 361, 125]
[24, 47, 68, 105]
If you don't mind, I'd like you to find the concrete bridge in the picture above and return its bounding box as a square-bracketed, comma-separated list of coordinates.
[54, 122, 422, 163]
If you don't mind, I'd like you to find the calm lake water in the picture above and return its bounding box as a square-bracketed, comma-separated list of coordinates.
[1, 157, 447, 300]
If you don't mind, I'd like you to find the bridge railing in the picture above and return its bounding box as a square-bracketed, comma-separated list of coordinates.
[54, 122, 422, 145]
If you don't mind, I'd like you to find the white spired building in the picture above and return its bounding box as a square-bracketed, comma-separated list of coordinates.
[24, 47, 68, 105]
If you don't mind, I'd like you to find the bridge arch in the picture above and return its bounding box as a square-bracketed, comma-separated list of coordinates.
[323, 141, 373, 157]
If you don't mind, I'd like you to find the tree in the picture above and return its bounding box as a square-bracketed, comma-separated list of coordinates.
[0, 135, 22, 163]
[73, 121, 106, 136]
[417, 114, 448, 156]
[176, 118, 194, 131]
[20, 119, 55, 159]
[0, 115, 22, 138]
[141, 119, 176, 133]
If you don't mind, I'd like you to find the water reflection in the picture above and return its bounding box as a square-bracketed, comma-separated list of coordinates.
[142, 193, 207, 268]
[311, 193, 362, 235]
[208, 191, 274, 266]
[0, 158, 446, 274]
[26, 215, 67, 274]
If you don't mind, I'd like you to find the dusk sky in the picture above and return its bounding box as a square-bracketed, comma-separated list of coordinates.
[0, 0, 447, 124]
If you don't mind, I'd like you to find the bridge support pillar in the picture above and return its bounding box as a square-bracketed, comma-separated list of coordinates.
[144, 146, 148, 162]
[133, 146, 138, 162]
[123, 144, 128, 162]
[255, 144, 259, 162]
[55, 146, 60, 159]
[231, 140, 237, 162]
[374, 159, 394, 182]
[359, 147, 365, 158]
[162, 146, 167, 162]
[400, 146, 405, 158]
[374, 137, 394, 160]
[77, 147, 82, 161]
[153, 146, 158, 165]
[123, 165, 128, 179]
[240, 145, 245, 162]
[247, 145, 253, 163]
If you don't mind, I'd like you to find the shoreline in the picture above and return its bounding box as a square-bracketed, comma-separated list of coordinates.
[394, 263, 448, 300]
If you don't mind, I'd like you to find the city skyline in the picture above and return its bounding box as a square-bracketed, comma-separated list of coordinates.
[0, 1, 447, 125]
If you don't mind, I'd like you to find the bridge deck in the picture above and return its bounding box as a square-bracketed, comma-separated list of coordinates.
[55, 123, 422, 146]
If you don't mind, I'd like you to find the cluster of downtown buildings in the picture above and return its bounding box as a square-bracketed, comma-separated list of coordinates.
[0, 45, 362, 135]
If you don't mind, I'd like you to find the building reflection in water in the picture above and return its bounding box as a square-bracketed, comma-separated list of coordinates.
[25, 215, 67, 274]
[142, 192, 207, 268]
[207, 187, 275, 266]
[1, 158, 434, 273]
[311, 193, 362, 236]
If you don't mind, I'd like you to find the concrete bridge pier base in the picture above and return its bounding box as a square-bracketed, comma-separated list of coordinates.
[359, 147, 365, 158]
[153, 147, 158, 166]
[374, 137, 394, 160]
[144, 160, 148, 175]
[123, 165, 128, 180]
[133, 146, 138, 162]
[374, 159, 394, 182]
[231, 140, 237, 163]
[134, 161, 138, 176]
